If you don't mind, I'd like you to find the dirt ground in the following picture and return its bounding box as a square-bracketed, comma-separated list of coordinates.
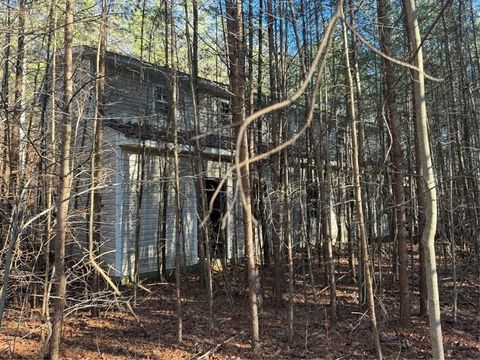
[1, 251, 479, 359]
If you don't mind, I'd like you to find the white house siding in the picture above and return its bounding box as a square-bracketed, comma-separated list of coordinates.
[105, 65, 153, 120]
[95, 126, 120, 273]
[119, 148, 199, 277]
[120, 149, 161, 277]
[164, 156, 198, 271]
[178, 158, 198, 268]
[197, 92, 232, 138]
[68, 101, 119, 276]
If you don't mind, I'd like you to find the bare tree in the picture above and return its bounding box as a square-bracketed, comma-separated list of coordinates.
[341, 6, 383, 359]
[403, 0, 444, 358]
[377, 0, 410, 326]
[266, 0, 284, 308]
[49, 0, 74, 357]
[225, 0, 261, 350]
[169, 0, 182, 344]
[183, 0, 214, 330]
[88, 0, 108, 317]
[0, 0, 25, 327]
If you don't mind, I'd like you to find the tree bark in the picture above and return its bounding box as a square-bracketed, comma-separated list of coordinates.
[0, 0, 11, 209]
[266, 0, 284, 308]
[169, 0, 182, 344]
[342, 8, 383, 359]
[403, 0, 444, 358]
[10, 0, 25, 195]
[49, 0, 74, 357]
[377, 0, 410, 326]
[88, 0, 107, 318]
[183, 0, 214, 330]
[41, 0, 57, 338]
[226, 0, 261, 350]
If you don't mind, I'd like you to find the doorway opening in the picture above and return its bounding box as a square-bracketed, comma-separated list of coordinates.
[204, 178, 226, 259]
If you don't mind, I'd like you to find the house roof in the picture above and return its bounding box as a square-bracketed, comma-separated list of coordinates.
[76, 46, 237, 152]
[75, 45, 232, 99]
[38, 45, 233, 107]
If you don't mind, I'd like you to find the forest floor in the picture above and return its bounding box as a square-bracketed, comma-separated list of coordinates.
[1, 249, 479, 359]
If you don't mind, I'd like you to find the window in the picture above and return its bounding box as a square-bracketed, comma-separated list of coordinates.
[306, 180, 319, 218]
[153, 85, 169, 116]
[288, 117, 298, 134]
[439, 126, 450, 143]
[219, 100, 230, 124]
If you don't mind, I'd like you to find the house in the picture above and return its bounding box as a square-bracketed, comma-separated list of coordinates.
[60, 46, 250, 280]
[48, 47, 354, 281]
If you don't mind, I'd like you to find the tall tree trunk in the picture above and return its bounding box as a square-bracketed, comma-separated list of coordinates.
[403, 0, 444, 358]
[266, 0, 284, 308]
[284, 150, 294, 345]
[401, 7, 427, 317]
[42, 0, 57, 339]
[49, 0, 74, 357]
[322, 88, 337, 330]
[0, 0, 25, 327]
[169, 0, 182, 344]
[441, 12, 458, 323]
[133, 139, 146, 306]
[447, 115, 457, 324]
[377, 0, 410, 326]
[412, 78, 427, 316]
[183, 0, 214, 330]
[342, 9, 383, 359]
[10, 0, 25, 196]
[226, 0, 261, 350]
[255, 0, 270, 268]
[0, 0, 11, 209]
[88, 0, 107, 318]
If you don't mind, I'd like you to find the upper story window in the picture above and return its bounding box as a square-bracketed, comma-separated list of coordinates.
[153, 85, 169, 116]
[439, 126, 450, 143]
[288, 117, 298, 134]
[219, 99, 230, 124]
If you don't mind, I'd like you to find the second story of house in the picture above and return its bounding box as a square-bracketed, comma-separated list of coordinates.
[98, 47, 233, 140]
[41, 46, 235, 152]
[43, 46, 387, 166]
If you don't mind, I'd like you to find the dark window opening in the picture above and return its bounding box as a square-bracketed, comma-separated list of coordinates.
[219, 100, 230, 125]
[153, 85, 169, 116]
[306, 180, 319, 218]
[204, 178, 226, 259]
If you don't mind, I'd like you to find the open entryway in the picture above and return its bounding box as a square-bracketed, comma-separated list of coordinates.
[204, 178, 227, 259]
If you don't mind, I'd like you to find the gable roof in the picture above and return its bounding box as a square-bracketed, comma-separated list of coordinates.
[75, 45, 232, 99]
